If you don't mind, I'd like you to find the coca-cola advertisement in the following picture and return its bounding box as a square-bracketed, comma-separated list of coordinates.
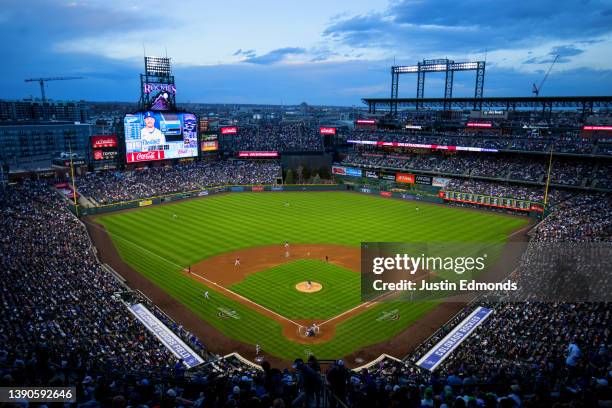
[126, 150, 166, 163]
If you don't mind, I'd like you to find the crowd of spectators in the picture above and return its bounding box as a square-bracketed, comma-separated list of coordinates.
[0, 181, 181, 385]
[1, 171, 610, 406]
[340, 152, 607, 188]
[220, 124, 323, 153]
[344, 128, 602, 155]
[77, 161, 281, 205]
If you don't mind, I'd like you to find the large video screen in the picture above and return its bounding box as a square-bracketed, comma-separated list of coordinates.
[124, 112, 198, 163]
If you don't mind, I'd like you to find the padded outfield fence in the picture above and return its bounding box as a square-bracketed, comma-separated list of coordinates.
[67, 182, 542, 218]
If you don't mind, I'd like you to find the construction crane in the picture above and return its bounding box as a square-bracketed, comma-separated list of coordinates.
[532, 55, 558, 97]
[24, 76, 83, 104]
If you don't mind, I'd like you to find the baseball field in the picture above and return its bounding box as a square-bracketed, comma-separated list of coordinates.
[91, 191, 529, 364]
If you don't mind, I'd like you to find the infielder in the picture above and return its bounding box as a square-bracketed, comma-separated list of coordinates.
[234, 257, 241, 267]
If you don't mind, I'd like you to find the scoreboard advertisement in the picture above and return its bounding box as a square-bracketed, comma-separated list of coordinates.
[201, 134, 218, 152]
[91, 135, 118, 165]
[124, 112, 198, 163]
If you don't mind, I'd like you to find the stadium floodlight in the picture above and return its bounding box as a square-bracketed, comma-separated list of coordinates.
[145, 56, 172, 77]
[389, 58, 486, 114]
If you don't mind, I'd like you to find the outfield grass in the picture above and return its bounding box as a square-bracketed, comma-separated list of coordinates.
[231, 259, 361, 319]
[95, 191, 528, 360]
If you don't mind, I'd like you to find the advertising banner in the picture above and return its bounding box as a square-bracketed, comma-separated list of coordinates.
[365, 170, 379, 179]
[319, 127, 337, 135]
[416, 307, 492, 371]
[221, 126, 238, 135]
[360, 188, 372, 194]
[271, 186, 284, 191]
[415, 175, 432, 185]
[252, 186, 265, 191]
[238, 151, 278, 158]
[93, 150, 118, 161]
[201, 140, 219, 152]
[583, 126, 612, 131]
[355, 119, 376, 125]
[230, 186, 245, 192]
[380, 191, 392, 197]
[127, 150, 165, 163]
[396, 173, 415, 184]
[91, 135, 118, 148]
[139, 200, 153, 207]
[128, 303, 204, 368]
[432, 177, 451, 188]
[347, 139, 498, 153]
[332, 166, 347, 175]
[345, 167, 362, 177]
[197, 190, 209, 197]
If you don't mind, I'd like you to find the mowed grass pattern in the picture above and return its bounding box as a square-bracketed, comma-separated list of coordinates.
[95, 192, 528, 360]
[231, 259, 361, 319]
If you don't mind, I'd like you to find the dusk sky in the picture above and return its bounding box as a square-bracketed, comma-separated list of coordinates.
[4, 0, 612, 106]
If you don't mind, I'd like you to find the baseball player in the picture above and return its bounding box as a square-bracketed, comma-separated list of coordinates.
[204, 291, 209, 300]
[284, 241, 290, 249]
[140, 111, 165, 148]
[255, 344, 261, 356]
[234, 257, 241, 267]
[307, 280, 312, 289]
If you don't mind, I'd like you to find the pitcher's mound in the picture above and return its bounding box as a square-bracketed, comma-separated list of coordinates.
[295, 281, 322, 293]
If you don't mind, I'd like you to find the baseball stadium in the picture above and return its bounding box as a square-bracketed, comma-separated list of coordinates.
[1, 3, 612, 406]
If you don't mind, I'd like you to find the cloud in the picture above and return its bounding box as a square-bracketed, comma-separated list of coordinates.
[323, 0, 612, 55]
[242, 47, 306, 65]
[233, 49, 256, 58]
[524, 44, 584, 64]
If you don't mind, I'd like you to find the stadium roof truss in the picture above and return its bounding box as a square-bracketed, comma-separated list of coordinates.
[363, 95, 612, 114]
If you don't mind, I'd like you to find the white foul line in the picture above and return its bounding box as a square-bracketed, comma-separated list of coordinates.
[85, 220, 303, 328]
[187, 269, 302, 328]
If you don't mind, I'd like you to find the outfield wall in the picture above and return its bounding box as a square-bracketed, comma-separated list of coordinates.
[69, 181, 536, 218]
[73, 184, 346, 216]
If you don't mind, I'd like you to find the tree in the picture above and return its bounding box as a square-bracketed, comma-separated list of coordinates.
[302, 165, 311, 182]
[285, 169, 295, 184]
[296, 166, 304, 183]
[319, 165, 331, 180]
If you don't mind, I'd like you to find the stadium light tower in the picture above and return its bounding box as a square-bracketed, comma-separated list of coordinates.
[389, 59, 485, 114]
